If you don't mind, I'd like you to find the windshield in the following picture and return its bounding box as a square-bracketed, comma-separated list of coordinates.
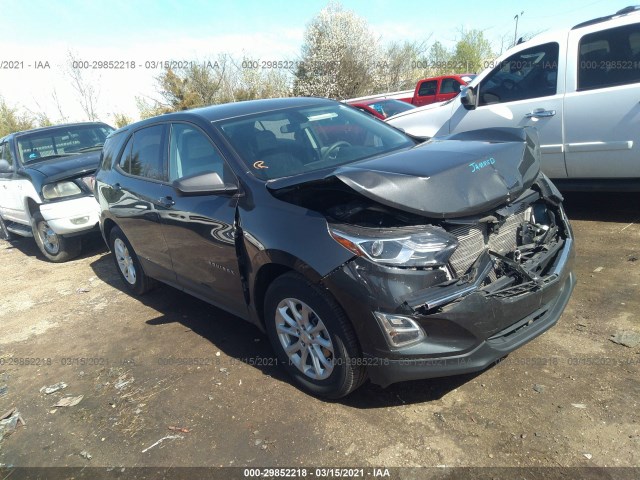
[17, 124, 114, 163]
[216, 104, 414, 180]
[365, 100, 415, 118]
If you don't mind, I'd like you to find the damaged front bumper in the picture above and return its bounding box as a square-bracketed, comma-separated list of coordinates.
[322, 208, 576, 388]
[39, 196, 101, 236]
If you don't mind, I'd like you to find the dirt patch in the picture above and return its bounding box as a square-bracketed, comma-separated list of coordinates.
[0, 194, 638, 470]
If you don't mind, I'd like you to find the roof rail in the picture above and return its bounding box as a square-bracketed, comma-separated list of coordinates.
[572, 5, 640, 30]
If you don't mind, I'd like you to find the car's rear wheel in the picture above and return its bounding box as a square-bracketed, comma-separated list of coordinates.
[109, 226, 154, 295]
[0, 216, 11, 241]
[264, 272, 366, 398]
[32, 213, 81, 262]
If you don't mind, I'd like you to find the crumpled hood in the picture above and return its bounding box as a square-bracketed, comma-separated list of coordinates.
[332, 127, 540, 218]
[25, 151, 101, 183]
[268, 127, 541, 219]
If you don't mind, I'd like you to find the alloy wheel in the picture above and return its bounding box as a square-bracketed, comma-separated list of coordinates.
[114, 237, 137, 285]
[275, 298, 335, 380]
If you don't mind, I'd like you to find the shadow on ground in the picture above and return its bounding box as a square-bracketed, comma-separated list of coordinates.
[3, 232, 107, 262]
[561, 191, 640, 223]
[89, 253, 485, 408]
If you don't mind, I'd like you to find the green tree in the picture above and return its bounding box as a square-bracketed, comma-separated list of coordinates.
[138, 54, 290, 118]
[112, 113, 132, 128]
[0, 97, 35, 137]
[450, 29, 494, 74]
[428, 41, 453, 76]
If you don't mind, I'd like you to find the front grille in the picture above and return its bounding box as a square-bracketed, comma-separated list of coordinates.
[447, 206, 528, 277]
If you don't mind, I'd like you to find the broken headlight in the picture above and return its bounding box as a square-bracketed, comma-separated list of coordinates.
[329, 225, 458, 267]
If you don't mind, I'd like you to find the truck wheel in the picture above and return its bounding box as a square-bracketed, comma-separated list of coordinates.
[32, 213, 81, 262]
[0, 217, 11, 241]
[264, 272, 366, 398]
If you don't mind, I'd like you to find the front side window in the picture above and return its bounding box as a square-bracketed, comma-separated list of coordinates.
[169, 123, 227, 182]
[479, 42, 559, 105]
[126, 125, 167, 181]
[578, 24, 640, 90]
[440, 78, 462, 94]
[1, 143, 13, 166]
[418, 80, 437, 96]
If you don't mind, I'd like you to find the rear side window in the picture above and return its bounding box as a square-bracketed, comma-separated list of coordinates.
[418, 80, 437, 96]
[100, 133, 126, 171]
[119, 125, 167, 181]
[479, 42, 559, 105]
[578, 24, 640, 91]
[119, 136, 133, 172]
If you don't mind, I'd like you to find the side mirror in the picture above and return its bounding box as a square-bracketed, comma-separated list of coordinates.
[460, 86, 477, 110]
[0, 159, 12, 173]
[173, 171, 238, 196]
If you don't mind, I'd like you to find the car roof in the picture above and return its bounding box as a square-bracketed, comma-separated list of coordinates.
[417, 74, 476, 82]
[572, 5, 640, 29]
[2, 122, 112, 142]
[112, 97, 337, 136]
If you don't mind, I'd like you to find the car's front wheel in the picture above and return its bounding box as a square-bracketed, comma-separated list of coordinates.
[264, 272, 366, 398]
[109, 226, 155, 295]
[32, 213, 81, 262]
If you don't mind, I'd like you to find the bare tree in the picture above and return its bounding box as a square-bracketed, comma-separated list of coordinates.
[51, 89, 69, 123]
[66, 51, 100, 121]
[24, 102, 53, 128]
[378, 39, 431, 92]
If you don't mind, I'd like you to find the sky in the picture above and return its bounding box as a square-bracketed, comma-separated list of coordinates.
[0, 0, 632, 123]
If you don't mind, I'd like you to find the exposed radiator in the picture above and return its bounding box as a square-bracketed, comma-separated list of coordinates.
[447, 207, 528, 277]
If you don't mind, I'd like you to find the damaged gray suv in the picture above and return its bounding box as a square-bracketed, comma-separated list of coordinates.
[96, 97, 575, 398]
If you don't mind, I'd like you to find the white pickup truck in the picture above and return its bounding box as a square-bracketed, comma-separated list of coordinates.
[0, 122, 114, 261]
[388, 6, 640, 190]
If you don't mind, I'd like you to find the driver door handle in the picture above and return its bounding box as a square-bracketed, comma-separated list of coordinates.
[525, 109, 556, 118]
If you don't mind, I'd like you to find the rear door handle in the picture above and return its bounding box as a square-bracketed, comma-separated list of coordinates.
[157, 196, 175, 208]
[525, 109, 556, 118]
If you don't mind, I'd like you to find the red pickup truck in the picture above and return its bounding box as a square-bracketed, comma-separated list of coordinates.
[411, 74, 476, 106]
[345, 74, 476, 111]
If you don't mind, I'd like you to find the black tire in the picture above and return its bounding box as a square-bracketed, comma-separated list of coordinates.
[264, 272, 366, 399]
[109, 226, 155, 295]
[32, 213, 81, 262]
[0, 216, 11, 241]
